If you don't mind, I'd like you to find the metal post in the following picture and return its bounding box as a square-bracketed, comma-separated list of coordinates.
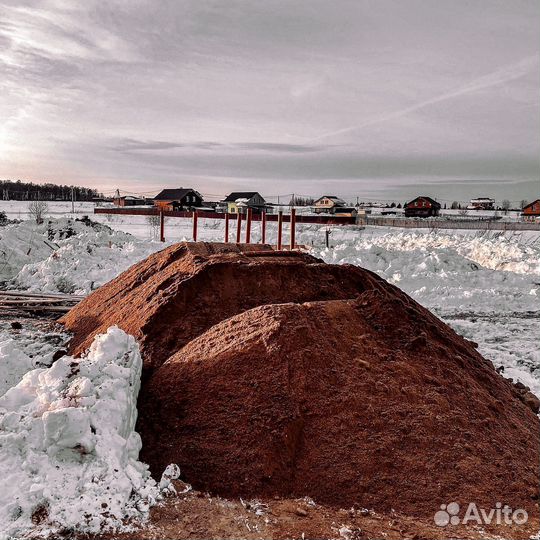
[277, 210, 283, 250]
[192, 210, 198, 242]
[225, 213, 229, 243]
[236, 212, 242, 243]
[245, 208, 252, 243]
[325, 228, 330, 248]
[160, 210, 165, 242]
[290, 208, 296, 250]
[261, 211, 266, 244]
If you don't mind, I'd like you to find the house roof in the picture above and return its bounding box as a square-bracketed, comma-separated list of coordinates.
[223, 191, 262, 202]
[522, 199, 540, 211]
[314, 195, 346, 205]
[406, 196, 441, 208]
[154, 188, 199, 201]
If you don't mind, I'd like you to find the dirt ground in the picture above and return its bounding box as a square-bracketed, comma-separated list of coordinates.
[96, 482, 539, 540]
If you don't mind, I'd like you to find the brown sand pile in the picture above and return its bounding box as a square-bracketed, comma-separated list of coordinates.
[60, 242, 539, 521]
[61, 242, 384, 369]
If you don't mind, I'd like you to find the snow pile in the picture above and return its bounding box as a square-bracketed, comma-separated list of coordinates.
[0, 326, 160, 538]
[346, 231, 540, 275]
[6, 218, 165, 294]
[0, 340, 43, 398]
[314, 231, 540, 314]
[0, 324, 69, 395]
[0, 221, 57, 283]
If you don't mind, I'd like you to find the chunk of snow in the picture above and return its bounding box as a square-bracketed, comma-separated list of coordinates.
[0, 326, 159, 537]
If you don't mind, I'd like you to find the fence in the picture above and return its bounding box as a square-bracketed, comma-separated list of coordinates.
[94, 207, 338, 248]
[365, 216, 540, 231]
[93, 207, 540, 232]
[93, 207, 357, 225]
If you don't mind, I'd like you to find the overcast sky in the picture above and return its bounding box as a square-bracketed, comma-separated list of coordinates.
[0, 0, 538, 202]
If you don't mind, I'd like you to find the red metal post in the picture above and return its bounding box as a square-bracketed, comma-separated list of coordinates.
[225, 213, 229, 243]
[236, 212, 242, 243]
[277, 210, 283, 250]
[192, 210, 198, 242]
[245, 208, 252, 243]
[261, 211, 266, 244]
[290, 208, 296, 250]
[159, 210, 165, 242]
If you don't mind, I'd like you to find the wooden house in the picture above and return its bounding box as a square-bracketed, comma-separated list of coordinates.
[522, 199, 540, 222]
[153, 188, 203, 211]
[222, 192, 267, 214]
[312, 195, 346, 214]
[467, 197, 495, 210]
[113, 195, 147, 207]
[404, 196, 441, 218]
[333, 206, 358, 217]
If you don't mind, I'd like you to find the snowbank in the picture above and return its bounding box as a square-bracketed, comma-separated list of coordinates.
[0, 339, 41, 396]
[313, 231, 540, 314]
[0, 327, 160, 538]
[0, 324, 69, 395]
[2, 218, 165, 294]
[0, 221, 57, 283]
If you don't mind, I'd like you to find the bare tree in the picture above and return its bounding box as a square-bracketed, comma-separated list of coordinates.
[501, 199, 510, 213]
[28, 200, 48, 224]
[450, 201, 459, 210]
[520, 199, 529, 210]
[146, 214, 160, 239]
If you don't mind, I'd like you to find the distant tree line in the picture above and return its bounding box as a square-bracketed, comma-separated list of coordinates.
[289, 195, 315, 206]
[0, 179, 102, 201]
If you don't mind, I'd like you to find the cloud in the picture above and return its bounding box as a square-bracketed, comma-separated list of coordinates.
[112, 138, 330, 154]
[0, 3, 138, 65]
[309, 55, 540, 141]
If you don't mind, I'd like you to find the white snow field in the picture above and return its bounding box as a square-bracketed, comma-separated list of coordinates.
[0, 202, 538, 535]
[0, 326, 162, 538]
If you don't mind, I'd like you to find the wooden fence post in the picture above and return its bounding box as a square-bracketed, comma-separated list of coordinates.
[261, 211, 266, 244]
[225, 213, 229, 243]
[277, 210, 283, 250]
[236, 212, 242, 243]
[192, 210, 198, 242]
[290, 208, 296, 250]
[245, 207, 252, 243]
[160, 210, 165, 242]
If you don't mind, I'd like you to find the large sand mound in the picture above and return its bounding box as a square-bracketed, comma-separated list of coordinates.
[61, 242, 384, 369]
[60, 242, 539, 521]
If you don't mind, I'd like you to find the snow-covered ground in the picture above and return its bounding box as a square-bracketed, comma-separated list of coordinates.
[0, 201, 539, 535]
